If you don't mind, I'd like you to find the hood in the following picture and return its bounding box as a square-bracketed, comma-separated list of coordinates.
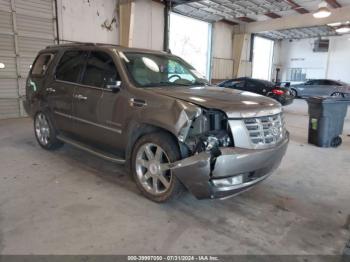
[150, 86, 282, 118]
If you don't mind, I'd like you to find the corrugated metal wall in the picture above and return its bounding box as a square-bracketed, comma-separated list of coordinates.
[0, 0, 56, 119]
[212, 58, 234, 82]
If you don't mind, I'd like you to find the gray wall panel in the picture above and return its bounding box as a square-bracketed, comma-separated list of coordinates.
[0, 0, 55, 119]
[0, 33, 15, 56]
[0, 98, 20, 119]
[0, 79, 18, 98]
[0, 10, 13, 34]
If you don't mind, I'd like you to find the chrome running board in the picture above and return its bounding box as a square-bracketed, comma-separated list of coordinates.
[56, 135, 126, 164]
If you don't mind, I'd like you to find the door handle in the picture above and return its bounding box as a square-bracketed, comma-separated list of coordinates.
[74, 94, 88, 101]
[129, 98, 147, 107]
[46, 87, 56, 93]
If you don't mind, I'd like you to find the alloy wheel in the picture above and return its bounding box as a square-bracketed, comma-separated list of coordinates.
[291, 89, 297, 97]
[35, 113, 50, 146]
[135, 143, 172, 195]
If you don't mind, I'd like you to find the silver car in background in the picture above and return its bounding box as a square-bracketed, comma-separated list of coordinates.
[290, 79, 350, 98]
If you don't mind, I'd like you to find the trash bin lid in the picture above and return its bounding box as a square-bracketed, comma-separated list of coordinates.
[307, 96, 350, 104]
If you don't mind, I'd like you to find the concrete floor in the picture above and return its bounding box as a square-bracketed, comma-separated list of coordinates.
[0, 99, 349, 255]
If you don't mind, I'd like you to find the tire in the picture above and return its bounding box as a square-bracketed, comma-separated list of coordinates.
[331, 92, 344, 98]
[34, 111, 63, 150]
[291, 89, 298, 98]
[331, 136, 342, 148]
[131, 132, 184, 203]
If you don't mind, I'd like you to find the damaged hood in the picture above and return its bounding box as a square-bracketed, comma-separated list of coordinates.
[151, 86, 282, 118]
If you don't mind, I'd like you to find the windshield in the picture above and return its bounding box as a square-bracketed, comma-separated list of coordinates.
[119, 51, 208, 88]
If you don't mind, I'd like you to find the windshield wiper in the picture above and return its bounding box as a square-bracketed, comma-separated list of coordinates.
[177, 81, 208, 87]
[142, 81, 208, 88]
[144, 82, 187, 87]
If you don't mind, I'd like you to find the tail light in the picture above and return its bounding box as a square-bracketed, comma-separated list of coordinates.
[272, 89, 285, 95]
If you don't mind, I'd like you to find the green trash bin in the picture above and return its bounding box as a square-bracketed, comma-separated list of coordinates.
[307, 97, 349, 148]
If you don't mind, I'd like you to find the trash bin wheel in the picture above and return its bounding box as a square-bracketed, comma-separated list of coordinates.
[331, 136, 342, 148]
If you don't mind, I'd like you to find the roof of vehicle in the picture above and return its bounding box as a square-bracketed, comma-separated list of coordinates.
[305, 79, 348, 85]
[44, 42, 169, 55]
[224, 77, 275, 86]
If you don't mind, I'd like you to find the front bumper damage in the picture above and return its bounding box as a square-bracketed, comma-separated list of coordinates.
[171, 132, 289, 199]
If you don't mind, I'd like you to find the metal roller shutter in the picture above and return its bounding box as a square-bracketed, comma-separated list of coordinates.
[0, 0, 56, 119]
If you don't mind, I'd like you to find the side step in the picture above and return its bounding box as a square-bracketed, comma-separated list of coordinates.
[56, 135, 126, 164]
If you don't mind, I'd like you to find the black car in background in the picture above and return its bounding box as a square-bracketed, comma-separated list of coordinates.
[218, 77, 294, 106]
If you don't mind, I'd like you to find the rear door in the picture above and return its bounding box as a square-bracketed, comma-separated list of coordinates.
[26, 52, 55, 110]
[72, 50, 123, 148]
[323, 80, 339, 96]
[48, 50, 87, 133]
[302, 80, 322, 96]
[243, 79, 265, 95]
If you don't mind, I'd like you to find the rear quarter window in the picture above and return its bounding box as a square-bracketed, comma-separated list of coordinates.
[31, 53, 54, 76]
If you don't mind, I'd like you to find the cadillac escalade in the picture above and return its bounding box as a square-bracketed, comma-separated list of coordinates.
[24, 43, 289, 202]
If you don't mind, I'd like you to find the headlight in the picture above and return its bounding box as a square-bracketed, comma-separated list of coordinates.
[204, 131, 231, 151]
[184, 109, 233, 154]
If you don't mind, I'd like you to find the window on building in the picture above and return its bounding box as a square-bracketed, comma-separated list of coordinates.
[169, 12, 212, 79]
[286, 68, 307, 82]
[252, 36, 275, 81]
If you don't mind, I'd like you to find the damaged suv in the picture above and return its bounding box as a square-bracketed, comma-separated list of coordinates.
[24, 43, 289, 202]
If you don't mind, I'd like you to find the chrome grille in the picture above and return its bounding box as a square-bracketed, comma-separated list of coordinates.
[244, 114, 285, 146]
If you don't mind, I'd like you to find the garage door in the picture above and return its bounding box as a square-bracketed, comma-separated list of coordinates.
[0, 0, 56, 119]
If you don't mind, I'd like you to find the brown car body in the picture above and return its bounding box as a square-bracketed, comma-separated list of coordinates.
[24, 43, 289, 201]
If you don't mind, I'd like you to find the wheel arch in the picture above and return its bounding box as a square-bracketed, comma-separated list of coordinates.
[291, 88, 298, 97]
[124, 121, 187, 171]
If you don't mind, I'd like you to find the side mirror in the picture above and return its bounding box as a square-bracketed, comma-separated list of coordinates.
[106, 80, 122, 93]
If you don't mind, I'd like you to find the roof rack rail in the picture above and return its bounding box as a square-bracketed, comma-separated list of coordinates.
[45, 42, 122, 49]
[45, 42, 97, 49]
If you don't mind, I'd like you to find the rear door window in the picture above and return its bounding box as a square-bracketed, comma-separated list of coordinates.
[305, 80, 316, 85]
[233, 80, 245, 89]
[246, 80, 261, 92]
[220, 80, 234, 87]
[56, 51, 87, 83]
[223, 80, 245, 89]
[31, 53, 54, 76]
[324, 80, 339, 86]
[81, 51, 120, 89]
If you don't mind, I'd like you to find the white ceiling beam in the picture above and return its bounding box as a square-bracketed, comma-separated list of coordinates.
[239, 5, 350, 33]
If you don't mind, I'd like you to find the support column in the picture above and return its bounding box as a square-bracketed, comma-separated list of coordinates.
[163, 0, 171, 52]
[118, 0, 135, 47]
[233, 33, 252, 78]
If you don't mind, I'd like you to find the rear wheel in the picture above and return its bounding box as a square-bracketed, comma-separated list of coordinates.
[131, 132, 184, 203]
[34, 112, 63, 150]
[331, 92, 344, 98]
[291, 89, 298, 97]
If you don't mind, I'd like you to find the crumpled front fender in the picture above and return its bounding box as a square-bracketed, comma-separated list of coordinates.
[138, 98, 201, 139]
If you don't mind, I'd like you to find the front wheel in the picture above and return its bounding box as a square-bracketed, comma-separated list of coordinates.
[290, 89, 298, 97]
[131, 132, 184, 203]
[34, 112, 63, 150]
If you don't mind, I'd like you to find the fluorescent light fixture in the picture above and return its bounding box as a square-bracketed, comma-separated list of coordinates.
[328, 22, 342, 27]
[313, 2, 331, 19]
[336, 26, 350, 34]
[0, 63, 5, 69]
[313, 7, 331, 18]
